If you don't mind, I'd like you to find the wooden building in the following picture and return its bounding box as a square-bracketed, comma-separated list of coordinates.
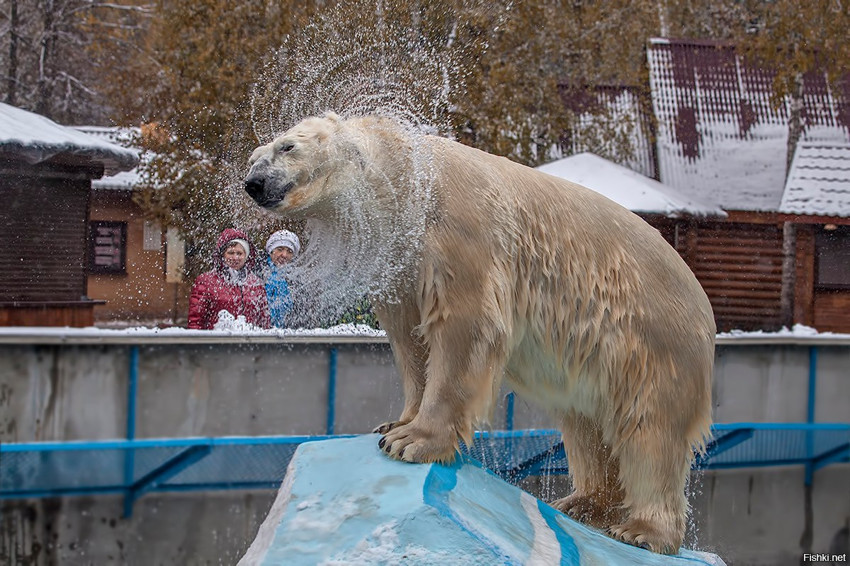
[75, 127, 190, 327]
[642, 39, 850, 332]
[780, 142, 850, 331]
[0, 103, 138, 327]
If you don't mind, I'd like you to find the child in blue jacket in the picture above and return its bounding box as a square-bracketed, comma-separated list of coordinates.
[263, 230, 301, 327]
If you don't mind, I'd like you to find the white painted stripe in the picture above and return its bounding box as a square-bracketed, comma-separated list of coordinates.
[520, 491, 561, 565]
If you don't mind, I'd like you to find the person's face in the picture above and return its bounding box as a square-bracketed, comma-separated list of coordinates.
[223, 244, 247, 270]
[270, 246, 294, 266]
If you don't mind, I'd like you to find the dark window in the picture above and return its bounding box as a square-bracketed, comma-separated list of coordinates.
[815, 226, 850, 289]
[89, 221, 127, 274]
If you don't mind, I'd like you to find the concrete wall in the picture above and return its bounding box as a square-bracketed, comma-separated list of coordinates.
[0, 335, 848, 565]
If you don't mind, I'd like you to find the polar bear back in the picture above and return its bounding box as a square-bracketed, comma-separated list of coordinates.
[422, 135, 714, 435]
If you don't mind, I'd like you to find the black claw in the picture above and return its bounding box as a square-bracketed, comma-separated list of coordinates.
[378, 437, 386, 449]
[399, 447, 405, 459]
[638, 542, 651, 551]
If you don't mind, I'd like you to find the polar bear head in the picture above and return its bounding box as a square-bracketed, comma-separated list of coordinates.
[244, 112, 432, 307]
[244, 112, 366, 216]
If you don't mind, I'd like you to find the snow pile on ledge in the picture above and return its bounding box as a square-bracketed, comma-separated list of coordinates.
[239, 435, 725, 566]
[212, 310, 385, 337]
[718, 324, 850, 340]
[2, 322, 850, 343]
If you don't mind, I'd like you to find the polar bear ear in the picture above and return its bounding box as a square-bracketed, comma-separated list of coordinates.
[323, 111, 341, 124]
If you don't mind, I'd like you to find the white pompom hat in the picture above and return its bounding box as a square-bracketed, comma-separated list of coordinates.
[265, 230, 301, 256]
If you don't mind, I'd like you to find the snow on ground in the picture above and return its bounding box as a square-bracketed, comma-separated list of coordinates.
[0, 321, 848, 342]
[0, 320, 388, 340]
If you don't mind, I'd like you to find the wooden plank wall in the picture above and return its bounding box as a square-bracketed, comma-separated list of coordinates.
[0, 180, 90, 302]
[813, 293, 850, 331]
[0, 173, 95, 326]
[0, 305, 94, 327]
[677, 221, 784, 332]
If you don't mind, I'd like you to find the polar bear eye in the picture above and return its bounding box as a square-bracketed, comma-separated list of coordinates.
[279, 143, 295, 153]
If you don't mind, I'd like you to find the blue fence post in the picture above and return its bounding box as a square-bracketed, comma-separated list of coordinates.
[805, 346, 818, 486]
[326, 348, 338, 435]
[505, 392, 515, 432]
[123, 345, 139, 518]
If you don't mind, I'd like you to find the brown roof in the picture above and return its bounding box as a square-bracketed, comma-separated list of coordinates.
[647, 38, 850, 212]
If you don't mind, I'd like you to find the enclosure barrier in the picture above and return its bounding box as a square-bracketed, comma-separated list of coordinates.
[0, 330, 847, 517]
[1, 424, 848, 517]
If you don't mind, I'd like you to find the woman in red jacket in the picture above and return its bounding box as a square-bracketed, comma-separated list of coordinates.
[187, 228, 271, 330]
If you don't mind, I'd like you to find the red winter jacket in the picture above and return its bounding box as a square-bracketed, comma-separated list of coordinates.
[187, 228, 271, 330]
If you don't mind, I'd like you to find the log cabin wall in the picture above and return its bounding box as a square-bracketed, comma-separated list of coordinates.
[0, 165, 96, 326]
[794, 225, 816, 327]
[809, 224, 850, 332]
[673, 220, 784, 332]
[661, 216, 850, 334]
[813, 292, 850, 331]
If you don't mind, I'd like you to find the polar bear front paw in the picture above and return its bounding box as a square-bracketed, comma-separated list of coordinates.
[378, 421, 458, 464]
[372, 420, 407, 434]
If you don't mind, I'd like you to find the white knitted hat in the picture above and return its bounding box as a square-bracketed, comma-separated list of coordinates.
[225, 238, 250, 256]
[265, 230, 301, 256]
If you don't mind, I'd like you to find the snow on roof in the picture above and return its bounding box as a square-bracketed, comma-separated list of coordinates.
[537, 152, 726, 217]
[779, 142, 850, 217]
[74, 126, 144, 190]
[558, 85, 657, 179]
[646, 39, 850, 212]
[0, 102, 138, 175]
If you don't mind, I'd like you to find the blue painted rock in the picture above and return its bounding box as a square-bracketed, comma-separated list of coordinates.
[239, 435, 725, 565]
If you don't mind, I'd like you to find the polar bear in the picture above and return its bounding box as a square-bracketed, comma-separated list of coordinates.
[244, 112, 715, 554]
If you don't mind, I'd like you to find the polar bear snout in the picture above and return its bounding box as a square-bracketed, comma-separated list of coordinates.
[244, 169, 295, 209]
[244, 174, 266, 203]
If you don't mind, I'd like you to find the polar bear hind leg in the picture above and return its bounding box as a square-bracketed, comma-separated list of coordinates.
[552, 411, 625, 529]
[608, 422, 692, 554]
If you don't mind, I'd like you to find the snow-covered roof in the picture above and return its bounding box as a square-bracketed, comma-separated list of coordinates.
[537, 152, 726, 217]
[779, 142, 850, 217]
[647, 38, 850, 212]
[558, 85, 657, 179]
[73, 126, 143, 190]
[0, 102, 138, 175]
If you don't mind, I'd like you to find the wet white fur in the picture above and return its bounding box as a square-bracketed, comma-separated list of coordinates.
[246, 113, 715, 554]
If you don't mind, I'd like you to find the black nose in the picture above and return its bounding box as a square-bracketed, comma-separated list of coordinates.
[244, 176, 265, 202]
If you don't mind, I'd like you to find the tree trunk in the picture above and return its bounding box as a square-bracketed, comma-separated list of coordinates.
[779, 72, 804, 328]
[5, 0, 19, 105]
[36, 1, 55, 116]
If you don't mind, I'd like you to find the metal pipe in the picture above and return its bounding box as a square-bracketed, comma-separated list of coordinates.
[123, 345, 139, 517]
[805, 345, 818, 486]
[326, 348, 338, 435]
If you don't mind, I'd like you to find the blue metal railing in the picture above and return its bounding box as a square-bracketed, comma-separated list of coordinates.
[124, 345, 139, 517]
[2, 342, 847, 517]
[2, 424, 848, 516]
